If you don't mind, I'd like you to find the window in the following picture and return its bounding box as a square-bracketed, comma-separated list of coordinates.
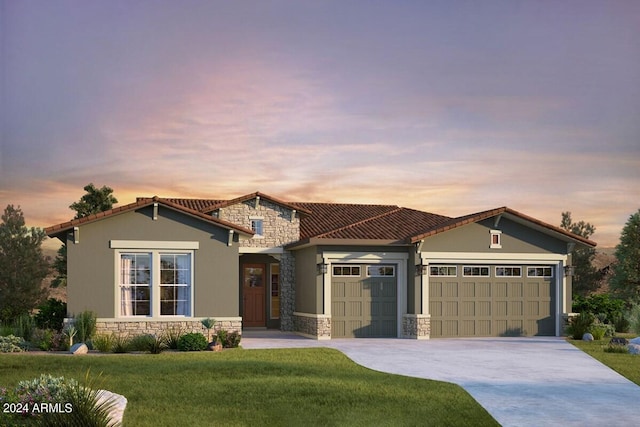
[332, 265, 361, 277]
[250, 218, 264, 237]
[119, 252, 192, 317]
[527, 266, 553, 278]
[490, 230, 502, 249]
[429, 265, 458, 277]
[495, 266, 522, 277]
[367, 265, 395, 277]
[120, 253, 151, 316]
[463, 266, 490, 277]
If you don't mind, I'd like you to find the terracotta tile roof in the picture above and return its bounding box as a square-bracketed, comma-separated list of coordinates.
[291, 202, 401, 239]
[161, 198, 224, 212]
[45, 197, 254, 237]
[409, 207, 596, 247]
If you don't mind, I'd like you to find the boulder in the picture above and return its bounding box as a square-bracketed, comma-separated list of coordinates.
[628, 344, 640, 355]
[97, 390, 127, 426]
[629, 337, 640, 345]
[582, 333, 594, 341]
[610, 337, 628, 345]
[70, 343, 88, 355]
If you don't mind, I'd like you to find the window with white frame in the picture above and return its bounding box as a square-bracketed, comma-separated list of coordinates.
[490, 230, 502, 248]
[495, 266, 522, 277]
[250, 217, 264, 237]
[463, 266, 490, 277]
[366, 265, 395, 277]
[429, 265, 458, 277]
[119, 251, 192, 317]
[527, 266, 553, 278]
[333, 265, 361, 277]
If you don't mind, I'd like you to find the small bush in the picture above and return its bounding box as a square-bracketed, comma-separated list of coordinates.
[92, 333, 115, 353]
[163, 327, 183, 350]
[613, 313, 630, 333]
[214, 329, 228, 345]
[177, 332, 207, 351]
[147, 335, 167, 354]
[129, 334, 155, 352]
[74, 310, 97, 343]
[35, 298, 67, 331]
[628, 304, 640, 335]
[0, 322, 14, 336]
[112, 334, 131, 353]
[12, 313, 36, 341]
[567, 312, 595, 340]
[31, 328, 55, 351]
[0, 335, 26, 352]
[51, 331, 69, 351]
[604, 344, 629, 354]
[214, 330, 242, 348]
[589, 324, 607, 340]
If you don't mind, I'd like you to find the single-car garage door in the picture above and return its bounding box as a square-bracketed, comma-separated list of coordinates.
[332, 264, 397, 338]
[429, 264, 555, 337]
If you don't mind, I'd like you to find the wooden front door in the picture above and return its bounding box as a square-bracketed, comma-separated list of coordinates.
[243, 264, 266, 327]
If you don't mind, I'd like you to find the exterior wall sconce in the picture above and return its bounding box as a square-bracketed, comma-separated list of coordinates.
[563, 265, 575, 277]
[415, 263, 427, 276]
[317, 263, 328, 275]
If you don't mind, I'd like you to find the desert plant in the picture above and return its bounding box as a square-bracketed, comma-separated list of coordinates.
[213, 330, 242, 348]
[589, 324, 607, 340]
[613, 312, 630, 333]
[129, 334, 155, 352]
[0, 335, 26, 352]
[567, 312, 595, 340]
[177, 332, 207, 351]
[201, 317, 216, 342]
[163, 327, 183, 349]
[12, 313, 36, 342]
[214, 329, 228, 345]
[64, 325, 78, 347]
[75, 310, 97, 343]
[147, 334, 167, 354]
[92, 333, 115, 353]
[35, 298, 67, 331]
[31, 328, 55, 351]
[112, 334, 131, 353]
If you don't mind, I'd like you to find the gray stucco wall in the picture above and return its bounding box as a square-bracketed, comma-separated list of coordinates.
[66, 205, 239, 318]
[293, 246, 321, 313]
[420, 218, 568, 254]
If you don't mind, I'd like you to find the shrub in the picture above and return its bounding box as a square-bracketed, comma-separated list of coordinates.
[572, 294, 625, 324]
[112, 334, 131, 353]
[613, 313, 630, 333]
[214, 330, 242, 348]
[35, 298, 67, 331]
[31, 328, 55, 351]
[604, 344, 629, 354]
[129, 334, 155, 352]
[51, 331, 69, 351]
[589, 324, 607, 340]
[567, 312, 595, 340]
[74, 310, 97, 343]
[12, 313, 36, 342]
[177, 332, 207, 351]
[163, 327, 183, 350]
[214, 329, 228, 345]
[147, 335, 167, 354]
[0, 322, 14, 336]
[628, 304, 640, 335]
[0, 335, 26, 352]
[92, 334, 115, 353]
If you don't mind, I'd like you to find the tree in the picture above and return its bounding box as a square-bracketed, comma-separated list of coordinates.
[0, 205, 49, 321]
[52, 183, 118, 287]
[610, 209, 640, 303]
[560, 212, 600, 296]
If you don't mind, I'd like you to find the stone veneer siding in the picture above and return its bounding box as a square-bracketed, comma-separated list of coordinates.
[293, 313, 331, 339]
[278, 252, 295, 331]
[70, 318, 243, 337]
[402, 314, 431, 339]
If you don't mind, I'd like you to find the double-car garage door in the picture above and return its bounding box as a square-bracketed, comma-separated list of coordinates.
[331, 264, 397, 338]
[429, 264, 556, 337]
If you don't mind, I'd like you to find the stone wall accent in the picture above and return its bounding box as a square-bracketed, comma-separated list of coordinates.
[402, 314, 431, 339]
[293, 312, 331, 339]
[563, 312, 578, 336]
[70, 318, 243, 338]
[219, 199, 300, 248]
[279, 251, 295, 331]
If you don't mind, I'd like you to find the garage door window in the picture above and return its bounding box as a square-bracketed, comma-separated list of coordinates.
[367, 265, 395, 277]
[430, 265, 457, 277]
[495, 266, 522, 277]
[333, 265, 361, 277]
[463, 266, 490, 277]
[527, 266, 553, 277]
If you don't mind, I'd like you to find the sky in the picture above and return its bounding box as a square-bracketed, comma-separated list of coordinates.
[1, 0, 639, 249]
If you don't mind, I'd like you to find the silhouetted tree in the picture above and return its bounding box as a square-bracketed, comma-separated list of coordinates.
[610, 209, 640, 303]
[561, 212, 599, 296]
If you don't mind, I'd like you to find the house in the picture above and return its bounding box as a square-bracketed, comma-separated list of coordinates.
[45, 191, 596, 339]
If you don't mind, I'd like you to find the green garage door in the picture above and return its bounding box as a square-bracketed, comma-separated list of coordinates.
[331, 264, 397, 338]
[429, 264, 555, 337]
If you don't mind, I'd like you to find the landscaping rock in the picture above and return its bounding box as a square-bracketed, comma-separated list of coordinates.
[629, 337, 640, 345]
[97, 390, 127, 427]
[610, 337, 628, 345]
[629, 344, 640, 355]
[70, 343, 88, 355]
[582, 333, 594, 341]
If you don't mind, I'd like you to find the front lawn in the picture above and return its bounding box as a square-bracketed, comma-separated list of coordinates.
[0, 348, 498, 426]
[569, 336, 640, 386]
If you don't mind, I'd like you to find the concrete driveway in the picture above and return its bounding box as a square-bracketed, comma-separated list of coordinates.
[242, 332, 640, 426]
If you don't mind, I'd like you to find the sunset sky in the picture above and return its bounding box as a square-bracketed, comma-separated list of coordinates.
[1, 1, 639, 249]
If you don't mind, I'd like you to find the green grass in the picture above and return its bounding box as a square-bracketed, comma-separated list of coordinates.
[569, 335, 640, 386]
[0, 348, 498, 426]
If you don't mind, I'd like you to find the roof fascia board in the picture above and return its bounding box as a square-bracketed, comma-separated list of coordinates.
[285, 238, 408, 250]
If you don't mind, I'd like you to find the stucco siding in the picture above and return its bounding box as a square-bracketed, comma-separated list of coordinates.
[294, 246, 321, 313]
[66, 205, 239, 319]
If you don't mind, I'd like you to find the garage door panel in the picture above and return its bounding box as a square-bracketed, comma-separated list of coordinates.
[430, 264, 556, 337]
